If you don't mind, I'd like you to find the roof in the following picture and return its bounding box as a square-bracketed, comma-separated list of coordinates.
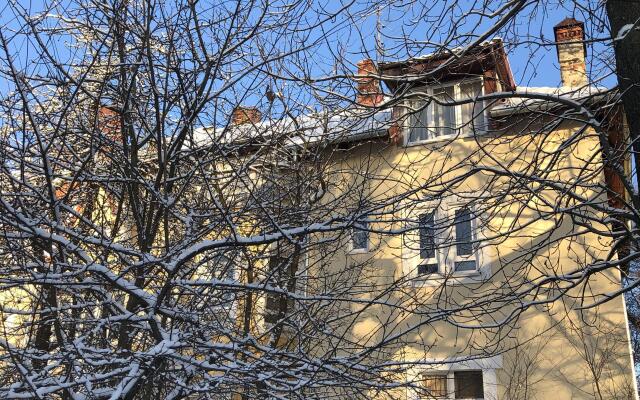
[490, 85, 611, 117]
[189, 36, 607, 149]
[187, 85, 610, 152]
[188, 106, 393, 151]
[554, 17, 583, 29]
[378, 39, 517, 92]
[378, 39, 503, 69]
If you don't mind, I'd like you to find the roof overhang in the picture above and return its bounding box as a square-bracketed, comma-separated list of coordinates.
[378, 39, 516, 93]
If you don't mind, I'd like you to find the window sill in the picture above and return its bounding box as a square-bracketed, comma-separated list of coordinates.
[410, 271, 485, 287]
[348, 248, 369, 255]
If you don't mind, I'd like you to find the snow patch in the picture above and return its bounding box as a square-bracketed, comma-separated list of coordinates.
[616, 24, 636, 41]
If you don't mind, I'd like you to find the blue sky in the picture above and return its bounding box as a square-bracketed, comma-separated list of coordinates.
[337, 0, 617, 89]
[0, 0, 618, 112]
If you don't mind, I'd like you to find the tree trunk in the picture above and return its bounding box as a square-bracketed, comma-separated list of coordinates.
[605, 1, 640, 196]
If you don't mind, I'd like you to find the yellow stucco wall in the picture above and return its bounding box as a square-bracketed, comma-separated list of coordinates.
[311, 121, 636, 399]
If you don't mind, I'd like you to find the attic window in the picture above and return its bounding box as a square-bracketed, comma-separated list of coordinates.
[407, 79, 485, 143]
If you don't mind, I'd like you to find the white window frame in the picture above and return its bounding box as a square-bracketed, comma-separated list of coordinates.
[404, 77, 487, 146]
[402, 199, 443, 277]
[406, 356, 501, 400]
[402, 198, 487, 285]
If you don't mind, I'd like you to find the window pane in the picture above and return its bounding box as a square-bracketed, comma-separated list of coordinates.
[454, 260, 476, 271]
[454, 371, 484, 399]
[459, 81, 484, 135]
[418, 263, 439, 275]
[419, 212, 435, 259]
[352, 220, 369, 250]
[422, 374, 448, 398]
[433, 86, 455, 137]
[265, 255, 293, 324]
[455, 208, 473, 256]
[409, 100, 430, 142]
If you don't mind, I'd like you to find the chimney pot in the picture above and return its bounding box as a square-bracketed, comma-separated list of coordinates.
[232, 106, 262, 125]
[554, 18, 588, 88]
[355, 59, 383, 107]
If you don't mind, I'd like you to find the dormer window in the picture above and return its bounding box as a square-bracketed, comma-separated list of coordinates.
[406, 79, 485, 144]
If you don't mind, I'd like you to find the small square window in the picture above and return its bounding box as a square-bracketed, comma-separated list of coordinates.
[454, 260, 477, 272]
[454, 371, 484, 399]
[351, 220, 369, 251]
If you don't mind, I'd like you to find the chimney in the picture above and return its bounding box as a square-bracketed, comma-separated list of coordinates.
[231, 106, 262, 125]
[554, 18, 588, 88]
[355, 59, 384, 107]
[97, 105, 120, 141]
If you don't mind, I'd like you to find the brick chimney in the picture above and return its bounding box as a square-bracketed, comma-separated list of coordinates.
[355, 59, 384, 107]
[97, 106, 120, 141]
[554, 18, 588, 88]
[231, 106, 262, 125]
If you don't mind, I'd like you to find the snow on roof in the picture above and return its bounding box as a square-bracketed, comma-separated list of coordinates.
[186, 86, 610, 151]
[188, 105, 393, 150]
[378, 38, 505, 69]
[490, 85, 611, 117]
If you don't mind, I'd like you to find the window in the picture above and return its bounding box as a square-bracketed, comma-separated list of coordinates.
[404, 201, 480, 279]
[264, 254, 290, 324]
[432, 86, 456, 137]
[351, 219, 369, 252]
[418, 370, 484, 399]
[407, 79, 485, 144]
[263, 242, 308, 325]
[458, 82, 485, 136]
[421, 374, 448, 398]
[418, 212, 438, 274]
[409, 100, 430, 143]
[454, 371, 484, 399]
[264, 245, 298, 325]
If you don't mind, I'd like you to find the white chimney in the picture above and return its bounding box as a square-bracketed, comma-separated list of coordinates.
[554, 18, 588, 88]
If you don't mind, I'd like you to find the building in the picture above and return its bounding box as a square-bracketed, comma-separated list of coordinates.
[206, 17, 637, 399]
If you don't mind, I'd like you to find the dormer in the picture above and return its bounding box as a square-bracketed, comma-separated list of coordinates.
[379, 39, 516, 144]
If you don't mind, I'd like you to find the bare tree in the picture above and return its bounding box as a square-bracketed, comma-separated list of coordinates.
[0, 0, 638, 399]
